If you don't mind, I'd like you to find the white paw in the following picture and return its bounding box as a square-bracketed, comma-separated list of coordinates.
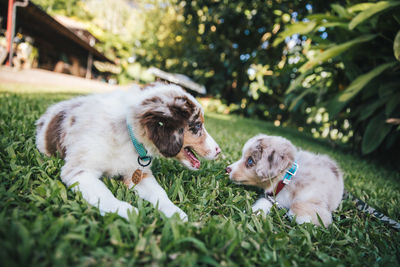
[117, 201, 138, 219]
[288, 210, 312, 225]
[162, 205, 188, 222]
[99, 201, 138, 220]
[295, 215, 312, 225]
[252, 198, 272, 215]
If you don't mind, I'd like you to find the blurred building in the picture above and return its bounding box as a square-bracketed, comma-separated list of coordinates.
[0, 0, 114, 80]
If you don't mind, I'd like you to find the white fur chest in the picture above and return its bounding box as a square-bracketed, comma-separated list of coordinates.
[275, 189, 292, 209]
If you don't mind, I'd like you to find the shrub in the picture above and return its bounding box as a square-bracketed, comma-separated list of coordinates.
[274, 1, 400, 155]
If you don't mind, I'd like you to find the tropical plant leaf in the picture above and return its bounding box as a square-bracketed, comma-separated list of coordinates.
[288, 86, 317, 111]
[349, 1, 400, 30]
[394, 14, 400, 24]
[327, 62, 397, 117]
[306, 14, 346, 22]
[378, 81, 400, 98]
[347, 3, 376, 13]
[272, 21, 317, 47]
[358, 96, 389, 121]
[331, 4, 352, 19]
[319, 22, 349, 29]
[385, 93, 400, 116]
[362, 112, 393, 154]
[394, 30, 400, 61]
[299, 34, 377, 73]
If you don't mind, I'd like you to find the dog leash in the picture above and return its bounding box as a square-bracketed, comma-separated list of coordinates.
[263, 190, 400, 230]
[343, 190, 400, 230]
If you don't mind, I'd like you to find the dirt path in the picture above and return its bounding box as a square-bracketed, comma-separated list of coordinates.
[0, 66, 132, 93]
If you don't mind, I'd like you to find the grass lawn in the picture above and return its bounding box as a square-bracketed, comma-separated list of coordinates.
[1, 84, 399, 266]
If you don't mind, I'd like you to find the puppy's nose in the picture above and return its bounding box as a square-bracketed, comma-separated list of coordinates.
[225, 166, 232, 174]
[215, 146, 221, 155]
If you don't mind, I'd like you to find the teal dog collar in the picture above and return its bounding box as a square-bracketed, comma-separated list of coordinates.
[126, 117, 152, 167]
[282, 161, 298, 184]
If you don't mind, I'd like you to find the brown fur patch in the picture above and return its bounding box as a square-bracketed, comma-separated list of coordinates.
[142, 96, 163, 106]
[183, 127, 209, 155]
[45, 111, 66, 158]
[329, 163, 340, 179]
[139, 95, 196, 157]
[200, 113, 204, 123]
[188, 112, 203, 135]
[268, 150, 275, 164]
[70, 116, 76, 126]
[37, 121, 44, 131]
[140, 82, 168, 90]
[140, 114, 185, 157]
[173, 96, 196, 115]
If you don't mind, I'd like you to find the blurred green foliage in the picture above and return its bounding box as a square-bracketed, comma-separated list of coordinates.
[135, 0, 311, 105]
[31, 0, 400, 159]
[275, 1, 400, 156]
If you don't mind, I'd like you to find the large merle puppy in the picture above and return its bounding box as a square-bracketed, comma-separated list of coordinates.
[36, 83, 221, 220]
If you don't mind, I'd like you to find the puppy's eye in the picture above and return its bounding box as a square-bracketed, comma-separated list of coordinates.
[195, 122, 202, 131]
[246, 156, 255, 167]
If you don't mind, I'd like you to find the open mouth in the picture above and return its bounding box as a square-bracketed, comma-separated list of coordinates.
[231, 178, 248, 184]
[184, 146, 200, 169]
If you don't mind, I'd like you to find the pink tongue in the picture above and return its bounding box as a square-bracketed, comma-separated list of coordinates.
[187, 151, 200, 169]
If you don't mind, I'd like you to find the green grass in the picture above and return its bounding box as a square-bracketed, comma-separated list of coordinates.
[1, 88, 400, 266]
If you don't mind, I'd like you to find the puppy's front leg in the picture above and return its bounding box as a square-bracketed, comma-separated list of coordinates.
[252, 197, 273, 215]
[127, 174, 188, 221]
[61, 167, 137, 219]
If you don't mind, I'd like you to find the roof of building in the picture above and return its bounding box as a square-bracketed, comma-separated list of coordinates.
[54, 15, 98, 46]
[148, 67, 206, 95]
[0, 0, 113, 63]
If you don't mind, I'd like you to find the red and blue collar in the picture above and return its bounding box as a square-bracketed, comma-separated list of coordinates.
[267, 161, 298, 197]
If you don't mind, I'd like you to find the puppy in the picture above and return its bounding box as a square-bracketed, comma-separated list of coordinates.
[36, 83, 221, 221]
[226, 134, 343, 226]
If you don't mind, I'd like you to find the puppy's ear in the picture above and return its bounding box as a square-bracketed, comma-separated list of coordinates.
[138, 95, 194, 157]
[255, 140, 296, 180]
